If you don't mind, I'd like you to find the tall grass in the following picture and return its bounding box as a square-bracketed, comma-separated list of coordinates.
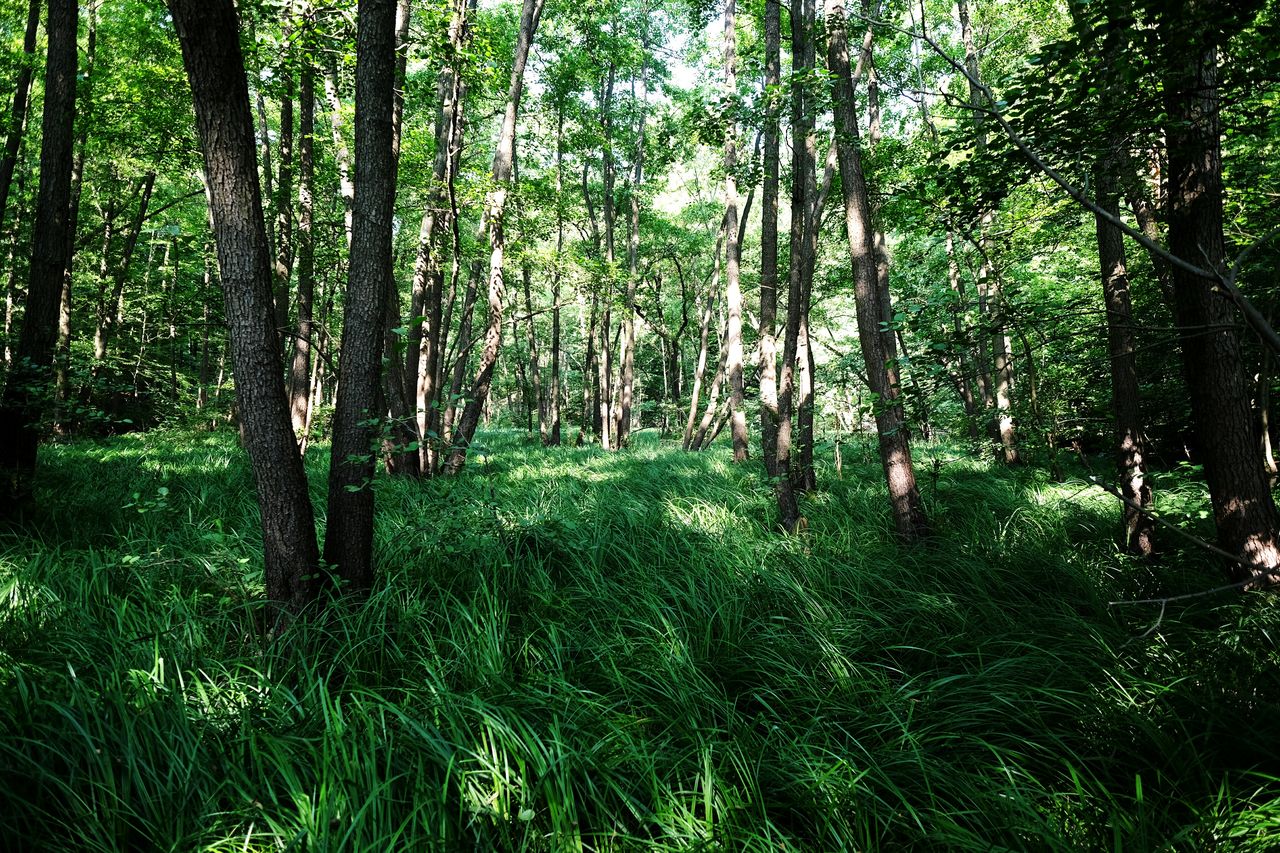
[0, 427, 1278, 850]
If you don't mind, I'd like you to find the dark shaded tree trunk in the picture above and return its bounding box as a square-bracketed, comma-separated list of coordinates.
[1162, 5, 1280, 580]
[826, 0, 928, 541]
[0, 0, 77, 506]
[759, 0, 781, 477]
[323, 0, 398, 590]
[168, 0, 320, 610]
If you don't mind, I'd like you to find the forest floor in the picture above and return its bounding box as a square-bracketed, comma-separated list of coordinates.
[1, 427, 1279, 850]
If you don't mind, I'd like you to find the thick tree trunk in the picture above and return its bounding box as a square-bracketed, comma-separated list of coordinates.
[0, 0, 39, 237]
[168, 0, 320, 609]
[0, 0, 77, 506]
[826, 0, 928, 541]
[441, 0, 543, 475]
[323, 0, 398, 590]
[1163, 11, 1280, 581]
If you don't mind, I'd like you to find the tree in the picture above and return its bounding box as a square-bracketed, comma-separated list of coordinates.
[323, 0, 398, 590]
[168, 0, 320, 609]
[826, 0, 928, 541]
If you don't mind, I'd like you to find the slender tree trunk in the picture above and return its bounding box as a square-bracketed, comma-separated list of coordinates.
[774, 0, 813, 529]
[442, 0, 543, 475]
[289, 55, 315, 436]
[826, 0, 928, 540]
[54, 4, 98, 432]
[0, 0, 39, 237]
[721, 0, 749, 461]
[684, 234, 721, 450]
[323, 57, 355, 246]
[442, 259, 481, 443]
[94, 171, 156, 364]
[1162, 7, 1280, 581]
[546, 105, 564, 446]
[759, 0, 782, 477]
[168, 0, 320, 609]
[0, 0, 77, 505]
[272, 60, 295, 347]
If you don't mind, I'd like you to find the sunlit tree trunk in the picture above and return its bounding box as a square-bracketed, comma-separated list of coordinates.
[442, 0, 544, 475]
[722, 0, 749, 461]
[826, 0, 928, 541]
[289, 51, 316, 437]
[758, 0, 781, 477]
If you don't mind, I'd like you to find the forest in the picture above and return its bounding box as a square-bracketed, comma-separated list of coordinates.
[0, 0, 1279, 846]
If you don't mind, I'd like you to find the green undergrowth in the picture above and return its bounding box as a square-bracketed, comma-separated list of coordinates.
[1, 427, 1278, 850]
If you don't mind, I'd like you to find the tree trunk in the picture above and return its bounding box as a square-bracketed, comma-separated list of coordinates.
[722, 0, 749, 462]
[1162, 6, 1280, 581]
[774, 0, 814, 530]
[272, 58, 295, 348]
[323, 0, 398, 590]
[826, 0, 928, 541]
[441, 0, 543, 475]
[0, 0, 76, 506]
[168, 0, 320, 610]
[323, 57, 355, 246]
[94, 171, 156, 364]
[684, 233, 722, 450]
[289, 56, 316, 437]
[0, 0, 39, 238]
[759, 0, 781, 477]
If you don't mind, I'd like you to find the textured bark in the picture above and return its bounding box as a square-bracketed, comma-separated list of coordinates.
[1096, 170, 1154, 556]
[442, 0, 544, 474]
[722, 0, 749, 462]
[323, 0, 398, 590]
[0, 0, 76, 505]
[774, 0, 813, 529]
[410, 0, 470, 471]
[826, 0, 928, 541]
[168, 0, 320, 609]
[616, 49, 649, 448]
[0, 0, 39, 237]
[758, 0, 781, 477]
[289, 58, 316, 436]
[1162, 7, 1280, 580]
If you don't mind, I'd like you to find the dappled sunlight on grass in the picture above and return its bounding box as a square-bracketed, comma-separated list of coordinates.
[0, 428, 1278, 848]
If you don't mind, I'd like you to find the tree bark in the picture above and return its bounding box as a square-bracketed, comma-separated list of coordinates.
[826, 0, 928, 541]
[1162, 4, 1280, 580]
[443, 0, 545, 475]
[168, 0, 320, 609]
[289, 53, 316, 437]
[323, 0, 398, 590]
[0, 0, 76, 505]
[759, 0, 781, 477]
[722, 0, 749, 461]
